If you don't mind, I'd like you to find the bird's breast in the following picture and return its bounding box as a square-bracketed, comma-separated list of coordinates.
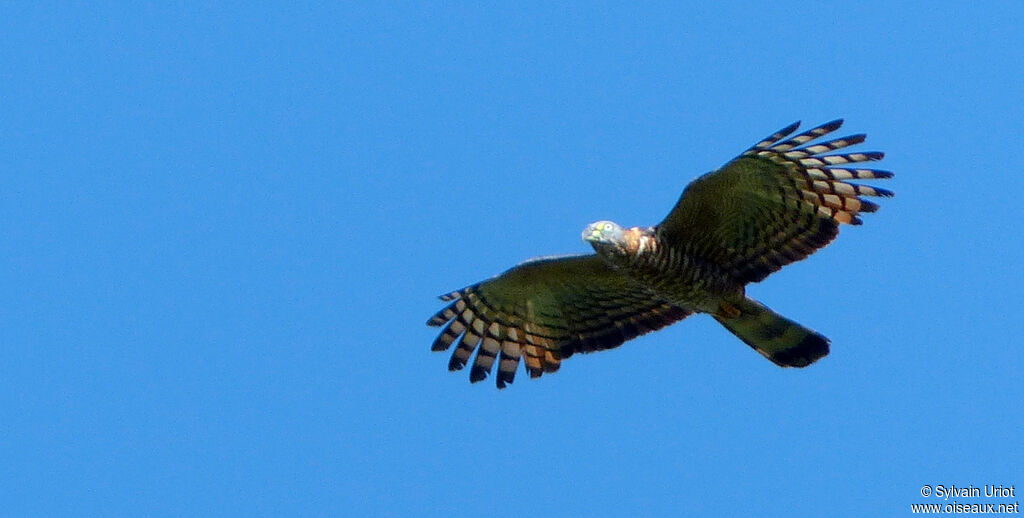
[622, 243, 740, 313]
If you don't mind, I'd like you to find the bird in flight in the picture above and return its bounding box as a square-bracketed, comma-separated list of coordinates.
[427, 120, 892, 388]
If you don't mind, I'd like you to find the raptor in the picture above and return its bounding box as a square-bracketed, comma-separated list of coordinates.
[427, 120, 892, 388]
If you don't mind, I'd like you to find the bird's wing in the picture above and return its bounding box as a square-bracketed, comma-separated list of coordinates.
[656, 120, 893, 285]
[426, 254, 690, 388]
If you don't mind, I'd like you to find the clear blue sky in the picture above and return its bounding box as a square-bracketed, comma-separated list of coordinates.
[2, 2, 1021, 516]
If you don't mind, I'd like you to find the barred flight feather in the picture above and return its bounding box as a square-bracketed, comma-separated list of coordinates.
[746, 121, 802, 153]
[748, 120, 891, 228]
[806, 167, 893, 181]
[766, 119, 845, 152]
[496, 341, 521, 387]
[428, 277, 689, 388]
[780, 134, 866, 158]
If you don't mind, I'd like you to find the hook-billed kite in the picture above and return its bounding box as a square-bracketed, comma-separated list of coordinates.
[427, 120, 892, 388]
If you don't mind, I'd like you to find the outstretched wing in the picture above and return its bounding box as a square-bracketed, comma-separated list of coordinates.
[656, 120, 893, 285]
[426, 254, 690, 388]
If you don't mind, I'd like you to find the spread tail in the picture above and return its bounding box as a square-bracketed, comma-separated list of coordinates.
[714, 297, 829, 367]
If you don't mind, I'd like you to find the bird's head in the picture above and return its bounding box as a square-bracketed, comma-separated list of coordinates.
[582, 220, 627, 254]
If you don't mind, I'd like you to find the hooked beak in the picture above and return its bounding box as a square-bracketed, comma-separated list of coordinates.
[582, 225, 602, 243]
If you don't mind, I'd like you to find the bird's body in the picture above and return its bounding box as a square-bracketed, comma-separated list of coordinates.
[428, 120, 893, 388]
[586, 224, 741, 315]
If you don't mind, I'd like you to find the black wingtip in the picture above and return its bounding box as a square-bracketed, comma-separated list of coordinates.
[780, 120, 801, 137]
[821, 118, 844, 132]
[495, 375, 512, 389]
[495, 357, 516, 389]
[469, 366, 487, 383]
[842, 133, 867, 146]
[431, 325, 455, 351]
[448, 354, 467, 371]
[427, 300, 457, 327]
[859, 200, 881, 213]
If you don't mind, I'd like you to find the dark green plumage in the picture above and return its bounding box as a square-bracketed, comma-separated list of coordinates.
[428, 120, 893, 388]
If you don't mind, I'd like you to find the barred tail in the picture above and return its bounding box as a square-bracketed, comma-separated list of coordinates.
[713, 297, 829, 367]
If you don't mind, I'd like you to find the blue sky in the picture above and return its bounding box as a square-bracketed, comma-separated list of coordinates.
[1, 2, 1021, 516]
